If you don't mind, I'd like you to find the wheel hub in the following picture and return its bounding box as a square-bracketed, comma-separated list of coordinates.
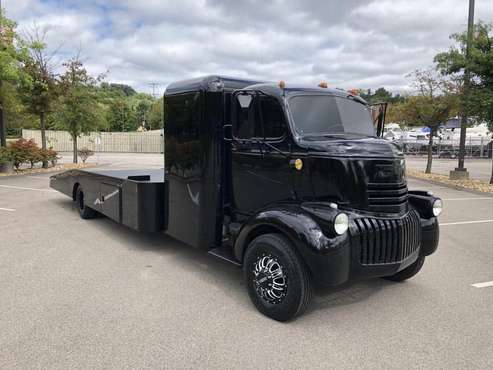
[253, 254, 287, 304]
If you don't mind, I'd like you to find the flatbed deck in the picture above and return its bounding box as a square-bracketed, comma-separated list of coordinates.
[50, 168, 166, 232]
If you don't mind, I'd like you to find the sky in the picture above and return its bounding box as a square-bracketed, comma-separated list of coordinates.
[5, 0, 493, 95]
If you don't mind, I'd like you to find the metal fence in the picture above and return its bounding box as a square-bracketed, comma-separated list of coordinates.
[393, 137, 493, 158]
[22, 129, 164, 153]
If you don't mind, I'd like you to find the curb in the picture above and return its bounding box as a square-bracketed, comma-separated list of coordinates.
[0, 163, 99, 179]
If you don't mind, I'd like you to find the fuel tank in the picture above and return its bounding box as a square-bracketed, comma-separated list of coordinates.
[295, 137, 408, 215]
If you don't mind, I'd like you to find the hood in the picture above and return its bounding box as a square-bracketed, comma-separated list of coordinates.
[297, 136, 403, 158]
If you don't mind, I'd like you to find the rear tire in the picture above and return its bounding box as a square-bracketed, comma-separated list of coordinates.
[243, 233, 312, 321]
[76, 187, 97, 219]
[383, 256, 425, 282]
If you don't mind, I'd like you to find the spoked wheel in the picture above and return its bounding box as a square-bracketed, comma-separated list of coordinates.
[76, 187, 97, 219]
[244, 233, 312, 321]
[252, 254, 288, 305]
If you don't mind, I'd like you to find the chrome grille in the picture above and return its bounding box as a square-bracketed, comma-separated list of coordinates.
[352, 210, 421, 265]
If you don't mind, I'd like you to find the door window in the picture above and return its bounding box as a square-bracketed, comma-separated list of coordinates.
[234, 96, 262, 139]
[233, 94, 286, 140]
[260, 96, 286, 140]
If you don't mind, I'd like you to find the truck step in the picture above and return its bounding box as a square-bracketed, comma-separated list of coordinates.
[208, 246, 242, 267]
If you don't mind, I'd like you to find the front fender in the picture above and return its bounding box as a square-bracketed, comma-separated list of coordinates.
[233, 203, 352, 285]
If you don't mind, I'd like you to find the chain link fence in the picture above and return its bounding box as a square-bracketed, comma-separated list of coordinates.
[394, 137, 493, 158]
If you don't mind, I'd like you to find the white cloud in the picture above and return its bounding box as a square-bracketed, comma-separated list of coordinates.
[5, 0, 493, 94]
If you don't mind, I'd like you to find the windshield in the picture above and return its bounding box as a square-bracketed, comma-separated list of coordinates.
[288, 95, 375, 137]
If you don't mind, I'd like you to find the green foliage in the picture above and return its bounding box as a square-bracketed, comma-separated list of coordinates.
[17, 34, 59, 117]
[435, 22, 493, 131]
[100, 82, 137, 97]
[55, 57, 105, 162]
[359, 87, 405, 104]
[435, 22, 493, 182]
[106, 97, 135, 131]
[0, 12, 28, 85]
[149, 98, 164, 129]
[0, 146, 13, 164]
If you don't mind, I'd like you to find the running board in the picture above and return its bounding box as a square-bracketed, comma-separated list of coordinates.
[208, 245, 242, 267]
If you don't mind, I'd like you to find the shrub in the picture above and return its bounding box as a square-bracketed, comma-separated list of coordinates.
[39, 148, 59, 167]
[9, 139, 41, 169]
[0, 147, 13, 164]
[10, 139, 38, 169]
[77, 147, 94, 163]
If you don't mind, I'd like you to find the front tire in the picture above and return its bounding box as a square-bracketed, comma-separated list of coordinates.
[384, 256, 425, 282]
[76, 187, 97, 219]
[243, 233, 312, 321]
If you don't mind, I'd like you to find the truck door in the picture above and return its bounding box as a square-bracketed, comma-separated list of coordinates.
[230, 93, 293, 217]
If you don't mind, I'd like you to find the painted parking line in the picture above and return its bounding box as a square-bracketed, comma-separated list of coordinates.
[0, 184, 56, 193]
[0, 207, 15, 212]
[471, 281, 493, 289]
[440, 219, 493, 226]
[442, 197, 493, 201]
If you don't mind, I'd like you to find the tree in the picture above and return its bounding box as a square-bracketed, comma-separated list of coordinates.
[107, 97, 135, 131]
[18, 27, 59, 168]
[130, 93, 154, 130]
[0, 10, 28, 146]
[149, 97, 164, 130]
[56, 56, 105, 163]
[435, 23, 493, 183]
[400, 69, 458, 173]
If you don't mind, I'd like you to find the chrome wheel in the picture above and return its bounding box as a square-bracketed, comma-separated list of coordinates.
[253, 254, 287, 304]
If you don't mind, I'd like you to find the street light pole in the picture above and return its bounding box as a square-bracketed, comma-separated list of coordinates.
[0, 0, 6, 147]
[451, 0, 475, 179]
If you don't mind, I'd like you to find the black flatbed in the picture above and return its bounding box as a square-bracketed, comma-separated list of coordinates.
[76, 168, 165, 182]
[50, 168, 166, 232]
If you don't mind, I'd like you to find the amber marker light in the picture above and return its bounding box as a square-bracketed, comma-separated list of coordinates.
[318, 81, 328, 88]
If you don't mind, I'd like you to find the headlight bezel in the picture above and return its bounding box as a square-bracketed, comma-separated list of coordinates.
[333, 212, 349, 235]
[432, 198, 443, 217]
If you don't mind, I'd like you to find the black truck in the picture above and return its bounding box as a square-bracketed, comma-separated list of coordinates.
[50, 75, 442, 321]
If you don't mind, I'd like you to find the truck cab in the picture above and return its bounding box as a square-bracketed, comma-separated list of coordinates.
[51, 75, 442, 321]
[163, 76, 441, 320]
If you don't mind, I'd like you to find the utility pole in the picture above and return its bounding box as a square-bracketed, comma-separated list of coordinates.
[450, 0, 474, 180]
[148, 82, 159, 98]
[0, 0, 6, 147]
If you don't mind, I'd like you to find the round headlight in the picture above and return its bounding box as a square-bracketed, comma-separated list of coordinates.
[334, 213, 349, 235]
[432, 199, 443, 217]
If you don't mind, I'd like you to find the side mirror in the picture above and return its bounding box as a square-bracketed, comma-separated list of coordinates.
[371, 102, 388, 137]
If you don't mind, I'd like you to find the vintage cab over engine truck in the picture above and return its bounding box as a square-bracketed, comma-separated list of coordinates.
[50, 76, 442, 321]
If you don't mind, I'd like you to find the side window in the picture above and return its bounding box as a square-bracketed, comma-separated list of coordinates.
[260, 97, 286, 139]
[166, 92, 201, 142]
[234, 97, 262, 139]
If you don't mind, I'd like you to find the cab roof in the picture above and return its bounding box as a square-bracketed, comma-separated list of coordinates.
[165, 75, 368, 104]
[165, 75, 264, 95]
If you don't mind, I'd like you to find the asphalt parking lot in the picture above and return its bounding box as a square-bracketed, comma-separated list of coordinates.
[406, 156, 492, 182]
[1, 159, 493, 369]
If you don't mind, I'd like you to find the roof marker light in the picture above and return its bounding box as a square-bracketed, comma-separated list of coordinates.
[318, 81, 328, 88]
